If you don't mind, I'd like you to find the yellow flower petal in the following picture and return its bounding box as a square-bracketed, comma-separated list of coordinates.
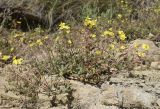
[95, 50, 102, 55]
[2, 55, 10, 61]
[117, 14, 122, 19]
[102, 30, 114, 37]
[90, 34, 96, 38]
[36, 39, 43, 45]
[59, 22, 70, 30]
[118, 30, 126, 41]
[29, 43, 35, 47]
[84, 17, 97, 28]
[120, 45, 125, 50]
[12, 58, 23, 65]
[137, 52, 146, 57]
[68, 40, 72, 44]
[142, 44, 150, 50]
[109, 44, 115, 49]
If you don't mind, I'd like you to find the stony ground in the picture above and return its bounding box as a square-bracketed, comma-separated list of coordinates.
[0, 39, 160, 109]
[0, 67, 160, 109]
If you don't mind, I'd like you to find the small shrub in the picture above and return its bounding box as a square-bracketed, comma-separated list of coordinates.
[34, 18, 144, 85]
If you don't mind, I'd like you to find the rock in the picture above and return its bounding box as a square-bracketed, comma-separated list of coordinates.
[70, 80, 123, 109]
[134, 65, 148, 71]
[100, 85, 122, 106]
[129, 39, 160, 62]
[151, 61, 160, 70]
[155, 89, 160, 95]
[100, 85, 156, 108]
[156, 99, 160, 106]
[122, 86, 156, 108]
[69, 80, 101, 109]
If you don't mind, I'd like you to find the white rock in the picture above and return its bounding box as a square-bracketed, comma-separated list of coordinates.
[151, 61, 160, 70]
[100, 85, 156, 108]
[122, 86, 156, 108]
[70, 80, 101, 109]
[129, 39, 160, 62]
[100, 85, 122, 106]
[156, 99, 160, 106]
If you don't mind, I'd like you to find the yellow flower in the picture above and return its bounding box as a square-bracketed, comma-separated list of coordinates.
[95, 50, 102, 55]
[12, 57, 23, 65]
[109, 44, 115, 49]
[102, 30, 114, 37]
[84, 16, 97, 28]
[68, 39, 72, 44]
[142, 44, 150, 50]
[59, 22, 70, 30]
[2, 55, 10, 61]
[118, 30, 126, 41]
[29, 43, 35, 47]
[137, 52, 146, 57]
[90, 34, 96, 38]
[13, 56, 16, 60]
[36, 39, 43, 45]
[120, 45, 126, 50]
[117, 14, 122, 19]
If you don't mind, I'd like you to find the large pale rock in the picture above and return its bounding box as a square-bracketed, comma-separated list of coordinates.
[70, 80, 121, 109]
[70, 80, 101, 109]
[122, 86, 155, 108]
[156, 99, 160, 106]
[129, 39, 160, 61]
[100, 85, 121, 106]
[151, 61, 160, 70]
[100, 85, 156, 108]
